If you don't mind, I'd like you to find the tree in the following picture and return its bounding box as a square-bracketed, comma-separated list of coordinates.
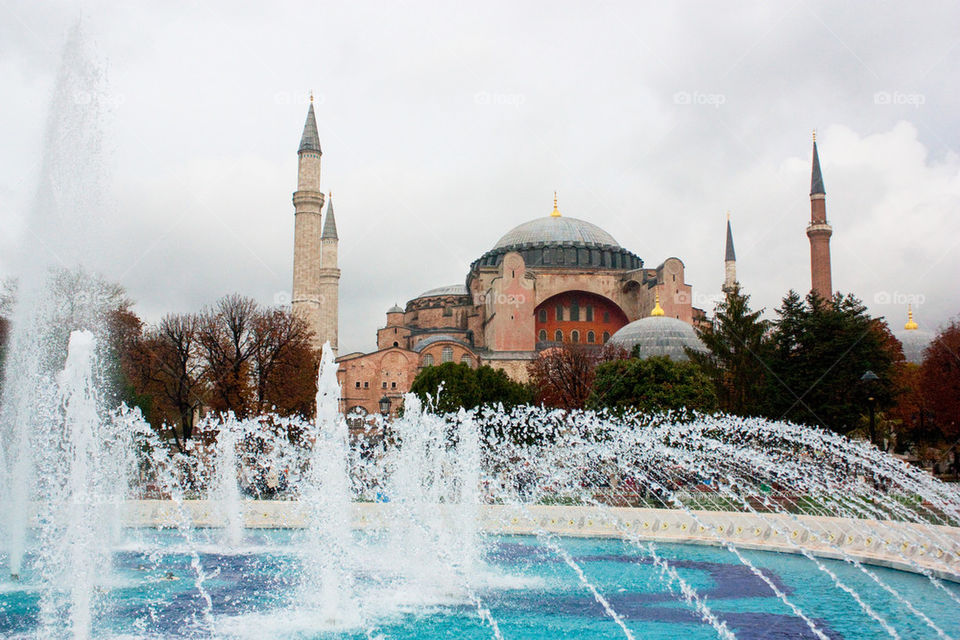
[104, 306, 153, 415]
[128, 313, 206, 445]
[250, 308, 318, 416]
[887, 361, 935, 454]
[763, 291, 901, 438]
[410, 362, 532, 414]
[587, 355, 718, 415]
[527, 344, 603, 409]
[688, 285, 769, 416]
[197, 294, 261, 417]
[920, 319, 960, 476]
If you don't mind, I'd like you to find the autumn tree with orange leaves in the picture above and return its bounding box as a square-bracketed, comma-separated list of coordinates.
[920, 320, 960, 476]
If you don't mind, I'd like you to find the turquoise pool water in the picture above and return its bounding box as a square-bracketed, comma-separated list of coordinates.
[1, 530, 958, 639]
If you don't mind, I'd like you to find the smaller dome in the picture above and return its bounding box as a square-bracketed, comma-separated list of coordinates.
[609, 316, 706, 361]
[387, 303, 404, 314]
[415, 284, 469, 299]
[896, 329, 934, 364]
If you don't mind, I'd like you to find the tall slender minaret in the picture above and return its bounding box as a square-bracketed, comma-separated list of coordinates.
[292, 96, 325, 344]
[723, 212, 737, 293]
[807, 131, 833, 299]
[318, 192, 340, 354]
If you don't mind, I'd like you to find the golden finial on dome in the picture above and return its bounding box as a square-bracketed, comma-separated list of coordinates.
[651, 289, 665, 317]
[551, 191, 561, 217]
[812, 128, 816, 142]
[904, 305, 919, 330]
[309, 91, 314, 103]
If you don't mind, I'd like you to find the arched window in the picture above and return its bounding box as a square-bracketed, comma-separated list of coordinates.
[587, 331, 595, 343]
[441, 346, 454, 363]
[460, 354, 473, 366]
[423, 354, 434, 366]
[538, 329, 547, 341]
[586, 305, 594, 322]
[571, 330, 580, 343]
[555, 305, 563, 321]
[602, 331, 610, 343]
[538, 308, 547, 323]
[570, 300, 580, 321]
[393, 341, 399, 347]
[554, 329, 563, 342]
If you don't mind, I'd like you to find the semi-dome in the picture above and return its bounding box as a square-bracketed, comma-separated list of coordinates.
[493, 216, 621, 251]
[609, 316, 707, 361]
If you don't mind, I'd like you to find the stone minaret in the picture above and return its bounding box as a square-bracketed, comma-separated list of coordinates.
[292, 98, 325, 344]
[807, 132, 833, 299]
[318, 192, 340, 354]
[723, 212, 737, 293]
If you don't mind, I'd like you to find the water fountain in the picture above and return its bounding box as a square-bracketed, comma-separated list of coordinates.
[2, 24, 959, 640]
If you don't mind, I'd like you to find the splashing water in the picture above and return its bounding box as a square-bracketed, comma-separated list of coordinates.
[2, 20, 960, 640]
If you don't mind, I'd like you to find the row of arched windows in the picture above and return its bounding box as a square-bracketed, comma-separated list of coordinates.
[539, 304, 612, 324]
[421, 348, 473, 367]
[538, 329, 610, 344]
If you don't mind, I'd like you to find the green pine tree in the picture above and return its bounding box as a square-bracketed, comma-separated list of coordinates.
[688, 284, 769, 416]
[763, 290, 900, 437]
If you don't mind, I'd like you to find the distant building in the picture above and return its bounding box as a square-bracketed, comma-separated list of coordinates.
[288, 104, 836, 419]
[895, 305, 934, 364]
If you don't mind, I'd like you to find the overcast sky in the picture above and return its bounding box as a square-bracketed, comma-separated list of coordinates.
[1, 1, 958, 353]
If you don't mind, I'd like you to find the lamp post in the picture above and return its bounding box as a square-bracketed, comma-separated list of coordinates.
[860, 370, 879, 446]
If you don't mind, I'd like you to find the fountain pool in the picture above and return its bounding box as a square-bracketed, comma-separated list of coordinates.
[2, 530, 958, 639]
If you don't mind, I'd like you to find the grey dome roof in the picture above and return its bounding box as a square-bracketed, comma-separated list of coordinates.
[387, 303, 404, 314]
[896, 329, 934, 364]
[493, 216, 620, 250]
[609, 316, 707, 361]
[415, 284, 469, 299]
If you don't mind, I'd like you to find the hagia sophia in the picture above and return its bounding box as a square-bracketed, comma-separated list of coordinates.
[288, 101, 930, 419]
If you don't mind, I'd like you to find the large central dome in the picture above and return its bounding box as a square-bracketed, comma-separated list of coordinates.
[493, 216, 621, 251]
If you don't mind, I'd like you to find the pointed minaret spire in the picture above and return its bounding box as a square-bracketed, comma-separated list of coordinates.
[292, 99, 327, 349]
[725, 213, 736, 262]
[298, 98, 322, 155]
[810, 130, 825, 195]
[318, 189, 340, 354]
[322, 191, 338, 239]
[807, 131, 833, 299]
[723, 212, 737, 292]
